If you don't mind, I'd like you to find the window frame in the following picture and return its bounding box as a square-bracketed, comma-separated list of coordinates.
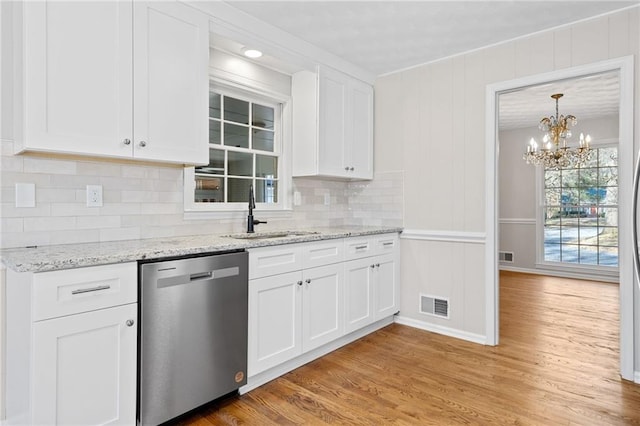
[535, 138, 619, 278]
[184, 78, 292, 216]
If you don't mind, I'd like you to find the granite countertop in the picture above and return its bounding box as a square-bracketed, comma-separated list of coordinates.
[0, 226, 403, 273]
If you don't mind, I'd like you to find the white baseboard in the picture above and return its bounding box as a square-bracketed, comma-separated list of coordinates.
[499, 265, 618, 283]
[635, 370, 640, 384]
[240, 317, 394, 394]
[394, 315, 487, 345]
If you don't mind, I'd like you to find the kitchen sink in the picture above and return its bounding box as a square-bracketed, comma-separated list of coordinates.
[223, 230, 320, 240]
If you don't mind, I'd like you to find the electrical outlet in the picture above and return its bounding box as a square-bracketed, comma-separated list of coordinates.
[86, 185, 103, 207]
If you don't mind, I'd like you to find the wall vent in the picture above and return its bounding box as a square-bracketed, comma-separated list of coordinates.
[499, 251, 514, 263]
[420, 294, 449, 319]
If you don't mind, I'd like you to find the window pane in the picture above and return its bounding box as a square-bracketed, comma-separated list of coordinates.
[545, 188, 561, 206]
[253, 129, 274, 152]
[545, 170, 561, 188]
[209, 120, 221, 145]
[561, 188, 579, 206]
[224, 97, 249, 124]
[598, 226, 618, 247]
[544, 207, 561, 225]
[195, 176, 224, 203]
[598, 207, 617, 227]
[599, 246, 618, 266]
[253, 104, 274, 129]
[579, 246, 598, 265]
[598, 167, 618, 187]
[560, 244, 580, 263]
[227, 178, 252, 202]
[228, 151, 252, 177]
[578, 226, 598, 245]
[578, 167, 597, 188]
[196, 148, 224, 175]
[255, 179, 278, 204]
[209, 92, 221, 119]
[582, 152, 599, 168]
[544, 243, 561, 262]
[599, 147, 617, 167]
[561, 168, 579, 187]
[544, 225, 561, 245]
[256, 155, 277, 178]
[560, 225, 578, 244]
[224, 123, 249, 148]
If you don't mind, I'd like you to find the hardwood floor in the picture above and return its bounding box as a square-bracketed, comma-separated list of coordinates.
[176, 271, 640, 425]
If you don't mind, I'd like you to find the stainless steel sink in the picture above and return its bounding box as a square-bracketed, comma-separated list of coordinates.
[223, 230, 320, 240]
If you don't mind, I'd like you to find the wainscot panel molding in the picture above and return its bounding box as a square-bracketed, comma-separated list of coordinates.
[400, 229, 486, 244]
[394, 315, 486, 345]
[499, 218, 536, 225]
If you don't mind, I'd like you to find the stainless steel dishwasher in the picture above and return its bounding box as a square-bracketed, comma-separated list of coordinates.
[138, 251, 248, 425]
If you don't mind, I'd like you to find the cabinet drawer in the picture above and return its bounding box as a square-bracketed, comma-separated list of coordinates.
[301, 239, 344, 269]
[375, 233, 399, 255]
[344, 237, 374, 260]
[249, 245, 303, 279]
[33, 263, 137, 321]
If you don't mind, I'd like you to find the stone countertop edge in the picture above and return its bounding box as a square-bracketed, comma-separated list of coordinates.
[1, 226, 403, 273]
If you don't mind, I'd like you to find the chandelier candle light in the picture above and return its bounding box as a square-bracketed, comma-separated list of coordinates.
[523, 93, 592, 169]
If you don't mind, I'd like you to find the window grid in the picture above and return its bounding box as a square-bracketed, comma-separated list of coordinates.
[195, 89, 279, 205]
[542, 146, 618, 267]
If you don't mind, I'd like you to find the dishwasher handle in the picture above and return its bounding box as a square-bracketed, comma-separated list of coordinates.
[190, 271, 212, 281]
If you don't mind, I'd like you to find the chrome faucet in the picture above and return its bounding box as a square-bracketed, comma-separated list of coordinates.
[247, 184, 266, 233]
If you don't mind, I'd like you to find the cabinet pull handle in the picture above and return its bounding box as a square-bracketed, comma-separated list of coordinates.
[344, 167, 349, 171]
[355, 245, 368, 250]
[370, 264, 375, 268]
[297, 280, 303, 286]
[349, 167, 354, 171]
[139, 141, 147, 147]
[126, 319, 135, 327]
[71, 284, 110, 295]
[383, 242, 394, 246]
[375, 263, 380, 268]
[123, 138, 131, 145]
[305, 278, 311, 284]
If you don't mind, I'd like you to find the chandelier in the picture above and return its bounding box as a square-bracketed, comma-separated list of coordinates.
[523, 93, 592, 169]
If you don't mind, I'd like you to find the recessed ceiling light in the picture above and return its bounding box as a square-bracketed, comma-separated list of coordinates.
[242, 48, 263, 59]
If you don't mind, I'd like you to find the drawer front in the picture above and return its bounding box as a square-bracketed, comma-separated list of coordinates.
[344, 237, 374, 260]
[375, 233, 399, 255]
[249, 245, 303, 279]
[33, 263, 137, 321]
[301, 239, 344, 269]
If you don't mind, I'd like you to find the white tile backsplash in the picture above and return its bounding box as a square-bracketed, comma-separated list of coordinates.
[0, 150, 404, 249]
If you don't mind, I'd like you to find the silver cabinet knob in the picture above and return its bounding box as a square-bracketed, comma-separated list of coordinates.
[297, 280, 303, 286]
[370, 264, 375, 269]
[344, 167, 349, 171]
[126, 319, 135, 327]
[139, 141, 147, 147]
[350, 167, 354, 171]
[123, 138, 131, 145]
[375, 263, 380, 268]
[305, 278, 311, 284]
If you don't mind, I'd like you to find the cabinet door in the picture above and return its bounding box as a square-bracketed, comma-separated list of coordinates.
[344, 257, 375, 333]
[133, 1, 209, 165]
[302, 264, 344, 352]
[374, 254, 399, 321]
[32, 303, 137, 425]
[248, 271, 302, 376]
[348, 79, 374, 179]
[23, 1, 133, 158]
[318, 67, 348, 177]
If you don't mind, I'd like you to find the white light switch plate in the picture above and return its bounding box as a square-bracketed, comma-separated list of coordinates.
[15, 183, 36, 208]
[86, 185, 103, 207]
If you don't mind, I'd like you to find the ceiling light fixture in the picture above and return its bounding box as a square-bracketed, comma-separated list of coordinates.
[523, 93, 592, 169]
[242, 48, 263, 59]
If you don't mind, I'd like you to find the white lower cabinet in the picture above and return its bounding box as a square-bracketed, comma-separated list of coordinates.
[32, 303, 137, 425]
[247, 234, 398, 379]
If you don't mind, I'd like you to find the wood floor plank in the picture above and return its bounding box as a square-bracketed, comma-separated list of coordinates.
[177, 271, 640, 425]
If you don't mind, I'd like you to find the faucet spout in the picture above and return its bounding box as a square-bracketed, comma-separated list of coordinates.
[247, 184, 266, 233]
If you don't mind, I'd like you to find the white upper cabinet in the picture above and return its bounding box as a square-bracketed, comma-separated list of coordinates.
[18, 1, 209, 165]
[292, 66, 373, 180]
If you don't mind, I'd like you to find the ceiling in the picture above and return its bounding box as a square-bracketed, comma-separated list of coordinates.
[224, 1, 637, 76]
[220, 1, 633, 130]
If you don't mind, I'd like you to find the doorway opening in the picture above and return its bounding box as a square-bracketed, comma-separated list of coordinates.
[485, 56, 635, 380]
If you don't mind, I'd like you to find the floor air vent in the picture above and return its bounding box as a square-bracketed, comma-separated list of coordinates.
[499, 251, 514, 263]
[420, 294, 449, 319]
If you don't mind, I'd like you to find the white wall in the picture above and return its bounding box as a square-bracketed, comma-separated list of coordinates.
[376, 7, 640, 350]
[498, 115, 619, 272]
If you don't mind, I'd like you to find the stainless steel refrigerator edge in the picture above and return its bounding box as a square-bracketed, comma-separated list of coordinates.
[138, 251, 248, 425]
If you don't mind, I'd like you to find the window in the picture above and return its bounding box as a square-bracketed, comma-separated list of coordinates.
[542, 145, 618, 268]
[185, 83, 288, 213]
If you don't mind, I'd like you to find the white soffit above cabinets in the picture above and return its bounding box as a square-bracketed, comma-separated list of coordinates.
[223, 1, 637, 76]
